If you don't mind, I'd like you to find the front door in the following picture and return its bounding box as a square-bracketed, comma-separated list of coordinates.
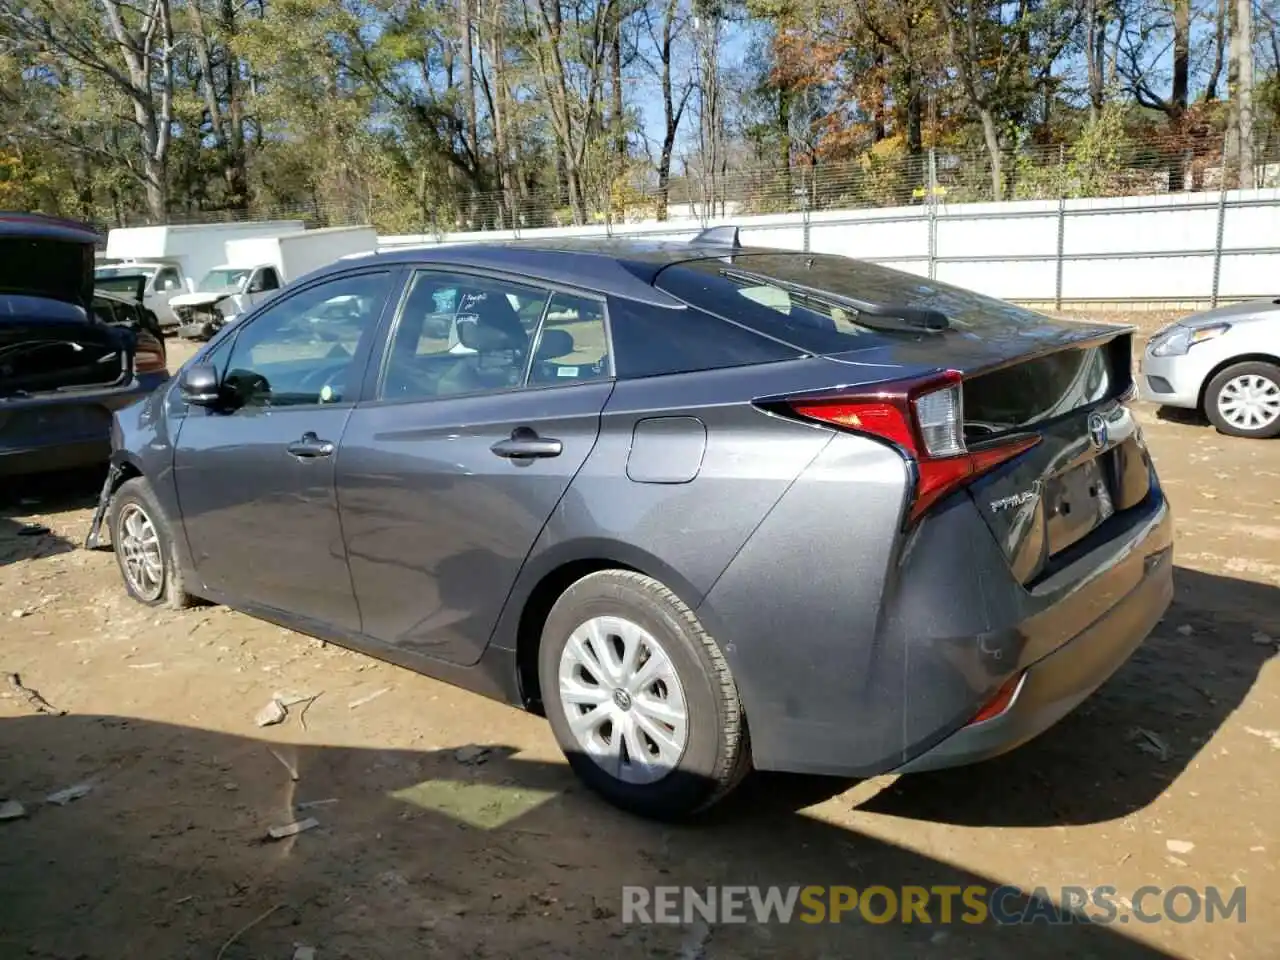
[173, 268, 401, 632]
[337, 269, 614, 665]
[149, 265, 184, 326]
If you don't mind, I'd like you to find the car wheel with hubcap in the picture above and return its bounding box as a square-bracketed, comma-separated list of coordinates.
[1205, 361, 1280, 439]
[109, 477, 195, 609]
[538, 570, 751, 819]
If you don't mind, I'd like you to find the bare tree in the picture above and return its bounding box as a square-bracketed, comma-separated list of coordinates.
[1225, 0, 1255, 186]
[1, 0, 176, 220]
[1116, 0, 1191, 189]
[187, 0, 248, 209]
[640, 0, 694, 219]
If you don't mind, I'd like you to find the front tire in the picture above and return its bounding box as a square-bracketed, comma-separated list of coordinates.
[109, 477, 195, 610]
[1205, 361, 1280, 438]
[538, 570, 751, 819]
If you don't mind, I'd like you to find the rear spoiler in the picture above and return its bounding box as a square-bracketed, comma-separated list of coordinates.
[691, 225, 741, 248]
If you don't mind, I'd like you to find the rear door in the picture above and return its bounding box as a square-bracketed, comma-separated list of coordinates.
[172, 268, 400, 631]
[337, 268, 613, 666]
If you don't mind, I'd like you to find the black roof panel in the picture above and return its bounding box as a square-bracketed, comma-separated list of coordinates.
[338, 236, 793, 308]
[0, 212, 101, 246]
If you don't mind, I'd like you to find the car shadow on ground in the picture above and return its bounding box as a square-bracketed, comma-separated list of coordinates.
[0, 467, 104, 567]
[0, 714, 1181, 960]
[1152, 406, 1211, 428]
[0, 518, 77, 569]
[855, 565, 1277, 827]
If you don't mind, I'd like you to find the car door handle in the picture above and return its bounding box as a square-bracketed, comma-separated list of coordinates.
[287, 432, 336, 458]
[491, 428, 563, 460]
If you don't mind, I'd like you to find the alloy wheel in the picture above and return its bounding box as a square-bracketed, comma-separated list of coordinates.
[118, 503, 165, 602]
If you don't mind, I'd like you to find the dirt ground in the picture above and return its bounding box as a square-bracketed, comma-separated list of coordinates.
[1, 328, 1277, 960]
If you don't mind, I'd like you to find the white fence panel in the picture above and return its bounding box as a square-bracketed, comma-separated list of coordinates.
[376, 187, 1280, 305]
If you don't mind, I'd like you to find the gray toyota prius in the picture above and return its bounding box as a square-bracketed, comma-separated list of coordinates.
[89, 232, 1174, 818]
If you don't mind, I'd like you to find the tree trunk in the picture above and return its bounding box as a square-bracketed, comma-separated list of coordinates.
[612, 12, 625, 162]
[654, 0, 686, 222]
[1167, 0, 1189, 190]
[142, 154, 167, 222]
[458, 0, 479, 222]
[1205, 0, 1227, 100]
[906, 76, 923, 154]
[1086, 0, 1107, 123]
[979, 108, 1002, 200]
[1226, 0, 1255, 188]
[872, 51, 887, 142]
[778, 84, 792, 202]
[99, 0, 174, 222]
[222, 0, 248, 210]
[488, 10, 515, 228]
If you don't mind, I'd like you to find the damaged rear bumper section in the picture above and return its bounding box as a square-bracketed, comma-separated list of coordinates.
[893, 540, 1173, 773]
[0, 372, 169, 481]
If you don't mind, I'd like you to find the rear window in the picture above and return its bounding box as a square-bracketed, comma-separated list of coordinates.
[0, 238, 91, 305]
[656, 253, 1053, 354]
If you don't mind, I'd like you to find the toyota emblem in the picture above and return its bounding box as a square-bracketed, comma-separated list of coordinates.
[1087, 412, 1109, 450]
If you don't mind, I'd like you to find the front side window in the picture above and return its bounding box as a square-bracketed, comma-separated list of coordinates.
[380, 270, 550, 401]
[156, 268, 182, 291]
[256, 268, 281, 292]
[219, 271, 391, 410]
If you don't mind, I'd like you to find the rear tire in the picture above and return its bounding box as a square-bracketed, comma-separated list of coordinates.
[1204, 361, 1280, 439]
[538, 570, 751, 820]
[109, 477, 196, 610]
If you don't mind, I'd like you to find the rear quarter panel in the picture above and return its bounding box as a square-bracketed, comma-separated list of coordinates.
[489, 360, 850, 652]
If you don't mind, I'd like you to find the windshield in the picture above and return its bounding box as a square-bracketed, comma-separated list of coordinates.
[94, 275, 146, 297]
[199, 268, 250, 293]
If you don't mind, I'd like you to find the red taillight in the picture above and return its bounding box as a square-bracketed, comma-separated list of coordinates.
[784, 370, 1041, 524]
[134, 335, 167, 375]
[968, 672, 1023, 725]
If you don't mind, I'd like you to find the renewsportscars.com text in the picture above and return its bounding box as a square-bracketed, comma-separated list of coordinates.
[622, 884, 1247, 926]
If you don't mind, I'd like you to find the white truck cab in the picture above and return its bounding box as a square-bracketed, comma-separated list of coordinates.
[170, 262, 283, 322]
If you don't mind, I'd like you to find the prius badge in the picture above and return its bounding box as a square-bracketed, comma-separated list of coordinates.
[990, 482, 1041, 514]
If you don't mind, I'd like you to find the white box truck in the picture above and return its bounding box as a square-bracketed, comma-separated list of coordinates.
[170, 225, 379, 339]
[95, 221, 305, 328]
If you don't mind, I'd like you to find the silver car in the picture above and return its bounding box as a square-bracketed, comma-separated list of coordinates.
[1139, 299, 1280, 438]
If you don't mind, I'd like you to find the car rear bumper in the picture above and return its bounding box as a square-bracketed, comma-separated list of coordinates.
[699, 432, 1174, 779]
[892, 538, 1173, 773]
[0, 372, 169, 477]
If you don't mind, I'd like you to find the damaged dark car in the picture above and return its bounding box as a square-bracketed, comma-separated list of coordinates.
[0, 213, 170, 477]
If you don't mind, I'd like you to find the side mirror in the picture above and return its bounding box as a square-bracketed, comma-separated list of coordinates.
[179, 364, 221, 407]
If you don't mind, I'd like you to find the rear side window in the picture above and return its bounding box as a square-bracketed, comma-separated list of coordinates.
[608, 298, 800, 379]
[528, 293, 610, 386]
